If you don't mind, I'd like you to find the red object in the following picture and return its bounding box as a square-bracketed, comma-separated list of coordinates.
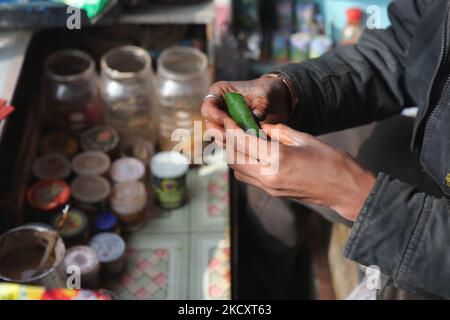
[27, 180, 71, 211]
[346, 8, 363, 25]
[0, 99, 15, 120]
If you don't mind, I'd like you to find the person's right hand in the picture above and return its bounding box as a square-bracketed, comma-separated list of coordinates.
[201, 76, 293, 144]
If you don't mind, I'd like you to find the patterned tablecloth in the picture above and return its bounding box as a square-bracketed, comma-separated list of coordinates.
[105, 163, 231, 300]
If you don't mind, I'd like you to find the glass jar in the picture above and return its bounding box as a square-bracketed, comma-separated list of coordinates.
[100, 46, 157, 144]
[157, 47, 210, 161]
[43, 50, 103, 133]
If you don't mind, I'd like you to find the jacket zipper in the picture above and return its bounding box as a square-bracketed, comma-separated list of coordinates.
[419, 4, 450, 150]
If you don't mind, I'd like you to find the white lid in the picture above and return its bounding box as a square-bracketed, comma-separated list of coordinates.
[89, 233, 125, 263]
[150, 151, 190, 179]
[71, 176, 111, 203]
[63, 245, 99, 274]
[33, 153, 71, 180]
[72, 151, 111, 176]
[111, 181, 147, 214]
[110, 157, 146, 183]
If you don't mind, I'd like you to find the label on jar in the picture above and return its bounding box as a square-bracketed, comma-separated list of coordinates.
[153, 176, 187, 210]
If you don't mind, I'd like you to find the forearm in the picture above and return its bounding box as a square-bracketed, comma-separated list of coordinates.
[344, 173, 450, 298]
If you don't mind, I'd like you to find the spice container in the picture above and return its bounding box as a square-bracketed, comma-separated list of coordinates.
[62, 246, 100, 289]
[157, 47, 210, 161]
[110, 181, 147, 231]
[72, 151, 111, 177]
[50, 209, 89, 247]
[43, 50, 103, 133]
[71, 176, 111, 214]
[80, 126, 120, 158]
[27, 180, 71, 217]
[39, 132, 79, 158]
[110, 157, 146, 183]
[89, 233, 126, 278]
[100, 45, 157, 144]
[94, 212, 120, 234]
[151, 151, 189, 210]
[33, 154, 71, 181]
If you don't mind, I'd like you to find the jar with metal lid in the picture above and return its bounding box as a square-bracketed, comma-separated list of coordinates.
[94, 212, 120, 235]
[39, 132, 79, 158]
[71, 176, 111, 214]
[72, 151, 111, 177]
[157, 46, 210, 161]
[27, 180, 71, 218]
[43, 50, 103, 133]
[110, 181, 147, 231]
[80, 126, 120, 158]
[89, 232, 126, 278]
[110, 157, 146, 183]
[151, 151, 189, 210]
[50, 209, 90, 247]
[33, 154, 71, 181]
[100, 45, 157, 144]
[62, 246, 100, 289]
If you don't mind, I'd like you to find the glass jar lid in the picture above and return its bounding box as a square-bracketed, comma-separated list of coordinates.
[89, 233, 126, 263]
[81, 126, 120, 154]
[33, 153, 71, 181]
[63, 246, 99, 274]
[111, 181, 147, 214]
[72, 151, 111, 176]
[27, 180, 71, 211]
[151, 151, 189, 179]
[39, 132, 79, 158]
[71, 176, 111, 204]
[50, 209, 88, 241]
[110, 157, 146, 183]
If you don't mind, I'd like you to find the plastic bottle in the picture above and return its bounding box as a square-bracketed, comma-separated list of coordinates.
[340, 8, 364, 46]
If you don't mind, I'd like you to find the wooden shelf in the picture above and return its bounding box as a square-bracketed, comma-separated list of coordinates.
[119, 1, 215, 25]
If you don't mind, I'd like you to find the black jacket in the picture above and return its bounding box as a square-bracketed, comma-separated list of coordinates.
[273, 0, 450, 298]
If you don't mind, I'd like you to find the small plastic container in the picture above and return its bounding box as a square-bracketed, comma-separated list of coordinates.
[50, 208, 90, 247]
[89, 232, 126, 278]
[110, 181, 147, 231]
[62, 246, 100, 289]
[151, 151, 189, 210]
[94, 212, 120, 234]
[72, 151, 111, 177]
[33, 154, 71, 181]
[71, 176, 111, 214]
[80, 126, 120, 158]
[39, 132, 79, 158]
[27, 180, 71, 216]
[110, 157, 146, 183]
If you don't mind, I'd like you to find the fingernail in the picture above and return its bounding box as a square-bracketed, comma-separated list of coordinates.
[252, 109, 264, 119]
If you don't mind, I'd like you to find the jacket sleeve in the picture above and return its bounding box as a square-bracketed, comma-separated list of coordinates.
[344, 173, 450, 298]
[271, 0, 431, 135]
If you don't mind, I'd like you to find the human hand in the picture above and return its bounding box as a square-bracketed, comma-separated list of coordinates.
[224, 120, 376, 222]
[201, 76, 293, 143]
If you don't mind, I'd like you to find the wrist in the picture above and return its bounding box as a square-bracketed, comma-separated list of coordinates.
[333, 163, 376, 222]
[262, 73, 298, 120]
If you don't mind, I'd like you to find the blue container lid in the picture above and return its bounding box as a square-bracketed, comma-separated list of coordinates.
[95, 212, 118, 232]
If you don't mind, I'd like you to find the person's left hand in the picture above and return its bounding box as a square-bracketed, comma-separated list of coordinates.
[224, 119, 376, 222]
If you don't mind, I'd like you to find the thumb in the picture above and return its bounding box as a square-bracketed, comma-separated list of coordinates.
[261, 123, 308, 147]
